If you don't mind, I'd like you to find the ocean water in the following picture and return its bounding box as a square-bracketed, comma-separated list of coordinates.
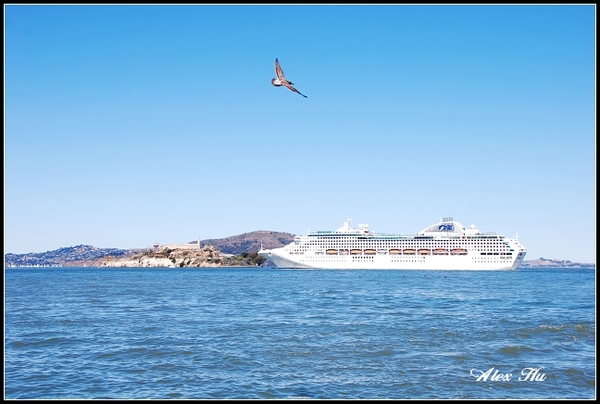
[4, 267, 595, 399]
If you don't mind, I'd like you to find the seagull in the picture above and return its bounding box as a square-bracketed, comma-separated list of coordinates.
[271, 58, 307, 98]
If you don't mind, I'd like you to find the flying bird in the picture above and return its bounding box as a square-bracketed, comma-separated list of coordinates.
[271, 58, 307, 98]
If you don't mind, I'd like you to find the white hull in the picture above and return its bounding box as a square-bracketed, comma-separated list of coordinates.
[262, 249, 523, 270]
[259, 218, 527, 271]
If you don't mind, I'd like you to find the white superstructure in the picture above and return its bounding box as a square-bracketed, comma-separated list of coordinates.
[258, 218, 527, 270]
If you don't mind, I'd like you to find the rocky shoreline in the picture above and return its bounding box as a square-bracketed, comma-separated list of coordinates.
[100, 245, 265, 268]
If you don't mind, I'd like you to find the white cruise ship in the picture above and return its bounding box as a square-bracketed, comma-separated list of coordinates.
[258, 218, 527, 270]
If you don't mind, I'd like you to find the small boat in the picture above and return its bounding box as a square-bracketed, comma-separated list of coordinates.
[339, 249, 349, 255]
[326, 249, 338, 255]
[389, 248, 401, 255]
[450, 248, 468, 255]
[403, 249, 416, 255]
[350, 249, 362, 255]
[418, 249, 431, 255]
[432, 248, 449, 255]
[364, 249, 376, 255]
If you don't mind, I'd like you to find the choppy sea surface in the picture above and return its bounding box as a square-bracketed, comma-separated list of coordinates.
[4, 267, 596, 399]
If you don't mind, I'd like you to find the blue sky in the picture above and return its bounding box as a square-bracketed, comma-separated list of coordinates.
[4, 4, 596, 263]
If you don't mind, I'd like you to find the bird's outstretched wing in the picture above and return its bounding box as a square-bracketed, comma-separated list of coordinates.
[275, 58, 284, 79]
[283, 82, 307, 98]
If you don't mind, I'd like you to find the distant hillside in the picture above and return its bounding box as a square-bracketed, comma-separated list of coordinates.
[197, 230, 295, 255]
[4, 245, 145, 267]
[521, 257, 595, 268]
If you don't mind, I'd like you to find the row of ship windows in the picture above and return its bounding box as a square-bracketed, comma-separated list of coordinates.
[303, 242, 508, 247]
[289, 252, 513, 256]
[311, 236, 502, 240]
[289, 249, 511, 253]
[311, 237, 502, 239]
[390, 259, 430, 262]
[292, 248, 511, 251]
[481, 252, 513, 255]
[474, 257, 512, 261]
[303, 246, 507, 251]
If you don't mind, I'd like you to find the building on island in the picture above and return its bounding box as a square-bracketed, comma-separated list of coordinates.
[157, 237, 203, 251]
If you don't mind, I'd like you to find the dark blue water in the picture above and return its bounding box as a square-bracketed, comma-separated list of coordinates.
[4, 267, 595, 399]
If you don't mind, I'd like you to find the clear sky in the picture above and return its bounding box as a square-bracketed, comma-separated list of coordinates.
[4, 4, 596, 263]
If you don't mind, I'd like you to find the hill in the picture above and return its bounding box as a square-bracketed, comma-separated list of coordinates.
[195, 230, 295, 255]
[4, 245, 145, 267]
[4, 231, 295, 267]
[520, 257, 595, 268]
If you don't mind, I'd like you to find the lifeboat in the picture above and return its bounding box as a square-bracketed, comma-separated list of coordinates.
[350, 249, 362, 255]
[389, 248, 401, 255]
[450, 248, 468, 256]
[339, 249, 349, 255]
[418, 249, 431, 255]
[326, 249, 338, 255]
[403, 248, 416, 255]
[432, 248, 449, 255]
[364, 249, 376, 255]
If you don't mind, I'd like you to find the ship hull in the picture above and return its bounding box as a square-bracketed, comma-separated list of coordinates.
[260, 247, 524, 270]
